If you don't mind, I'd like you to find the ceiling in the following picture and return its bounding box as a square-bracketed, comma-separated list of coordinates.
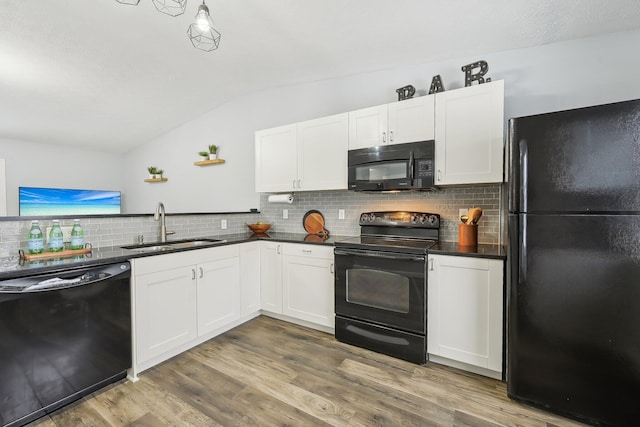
[2, 1, 640, 154]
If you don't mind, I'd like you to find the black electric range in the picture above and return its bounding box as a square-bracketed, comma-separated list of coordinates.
[333, 211, 440, 364]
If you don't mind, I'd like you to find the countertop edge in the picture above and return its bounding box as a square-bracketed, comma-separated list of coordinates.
[0, 234, 506, 279]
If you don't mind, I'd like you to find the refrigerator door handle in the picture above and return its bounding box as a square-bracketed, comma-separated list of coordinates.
[519, 214, 527, 281]
[519, 139, 528, 213]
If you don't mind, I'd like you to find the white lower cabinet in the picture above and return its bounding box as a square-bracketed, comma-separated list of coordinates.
[240, 242, 261, 316]
[131, 245, 254, 377]
[134, 264, 197, 366]
[260, 241, 283, 314]
[196, 249, 241, 337]
[427, 254, 504, 378]
[282, 244, 335, 328]
[131, 240, 334, 378]
[260, 242, 335, 330]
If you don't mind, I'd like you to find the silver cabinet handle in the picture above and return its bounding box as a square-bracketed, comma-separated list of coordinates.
[429, 258, 434, 271]
[292, 179, 297, 189]
[277, 245, 281, 255]
[437, 170, 442, 181]
[192, 268, 196, 280]
[199, 267, 204, 278]
[389, 130, 394, 142]
[302, 249, 312, 254]
[330, 263, 334, 274]
[298, 179, 302, 189]
[382, 131, 387, 143]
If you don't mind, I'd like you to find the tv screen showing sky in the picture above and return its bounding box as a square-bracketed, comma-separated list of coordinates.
[19, 187, 121, 216]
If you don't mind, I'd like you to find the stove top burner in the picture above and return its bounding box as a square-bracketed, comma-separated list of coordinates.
[335, 235, 437, 254]
[335, 211, 441, 254]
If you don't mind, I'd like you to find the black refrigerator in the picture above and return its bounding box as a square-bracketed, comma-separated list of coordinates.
[508, 99, 640, 426]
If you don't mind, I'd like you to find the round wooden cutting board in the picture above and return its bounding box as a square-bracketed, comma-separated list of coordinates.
[303, 210, 329, 236]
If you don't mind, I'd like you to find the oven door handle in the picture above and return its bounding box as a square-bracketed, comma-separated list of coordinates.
[334, 248, 425, 262]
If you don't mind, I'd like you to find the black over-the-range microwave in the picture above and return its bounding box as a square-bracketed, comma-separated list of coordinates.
[348, 140, 435, 191]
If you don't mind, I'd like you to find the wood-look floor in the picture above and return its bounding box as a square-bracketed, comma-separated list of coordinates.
[28, 316, 587, 427]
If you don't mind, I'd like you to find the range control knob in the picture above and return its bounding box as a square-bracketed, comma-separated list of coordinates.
[360, 213, 369, 223]
[419, 214, 428, 224]
[411, 214, 419, 223]
[427, 215, 439, 226]
[369, 213, 376, 222]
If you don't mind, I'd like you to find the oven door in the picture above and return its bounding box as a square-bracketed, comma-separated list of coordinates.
[334, 248, 426, 334]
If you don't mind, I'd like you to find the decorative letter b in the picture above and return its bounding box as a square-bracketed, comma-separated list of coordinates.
[396, 85, 416, 101]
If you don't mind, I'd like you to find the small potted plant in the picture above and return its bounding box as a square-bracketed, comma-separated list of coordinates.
[198, 151, 209, 161]
[147, 166, 158, 179]
[208, 144, 219, 160]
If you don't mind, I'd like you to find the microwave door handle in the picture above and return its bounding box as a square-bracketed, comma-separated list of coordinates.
[408, 151, 415, 186]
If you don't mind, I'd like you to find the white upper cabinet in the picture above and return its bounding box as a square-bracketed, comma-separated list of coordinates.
[255, 124, 297, 192]
[297, 113, 348, 191]
[255, 113, 348, 193]
[347, 105, 388, 150]
[348, 95, 435, 150]
[434, 80, 504, 185]
[388, 95, 436, 145]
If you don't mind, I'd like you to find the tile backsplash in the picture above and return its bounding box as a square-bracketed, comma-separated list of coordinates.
[0, 213, 258, 258]
[0, 184, 502, 258]
[258, 185, 502, 244]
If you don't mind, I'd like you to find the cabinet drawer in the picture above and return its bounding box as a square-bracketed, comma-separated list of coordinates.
[132, 245, 239, 276]
[282, 243, 333, 259]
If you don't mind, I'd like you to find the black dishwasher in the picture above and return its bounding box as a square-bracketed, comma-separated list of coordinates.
[0, 262, 131, 427]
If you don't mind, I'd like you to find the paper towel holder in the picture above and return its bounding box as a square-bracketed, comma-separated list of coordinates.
[267, 193, 294, 204]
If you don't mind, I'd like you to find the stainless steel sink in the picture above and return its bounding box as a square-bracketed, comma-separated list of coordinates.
[121, 238, 225, 252]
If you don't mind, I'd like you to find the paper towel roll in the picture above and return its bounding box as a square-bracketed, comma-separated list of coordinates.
[268, 194, 294, 204]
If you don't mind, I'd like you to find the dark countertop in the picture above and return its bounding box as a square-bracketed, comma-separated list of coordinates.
[0, 232, 505, 280]
[429, 242, 506, 260]
[0, 232, 350, 280]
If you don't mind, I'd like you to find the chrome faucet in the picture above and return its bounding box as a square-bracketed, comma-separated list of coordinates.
[154, 202, 175, 242]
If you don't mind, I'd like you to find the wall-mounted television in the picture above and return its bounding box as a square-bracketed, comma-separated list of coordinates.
[19, 187, 121, 216]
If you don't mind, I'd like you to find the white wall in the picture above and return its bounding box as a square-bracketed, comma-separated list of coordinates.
[123, 29, 640, 214]
[122, 96, 261, 214]
[0, 138, 126, 216]
[0, 159, 6, 215]
[3, 29, 639, 217]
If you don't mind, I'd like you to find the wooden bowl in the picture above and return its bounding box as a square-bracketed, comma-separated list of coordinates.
[247, 223, 272, 233]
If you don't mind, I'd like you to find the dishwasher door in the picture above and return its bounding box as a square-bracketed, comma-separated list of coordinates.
[0, 262, 131, 427]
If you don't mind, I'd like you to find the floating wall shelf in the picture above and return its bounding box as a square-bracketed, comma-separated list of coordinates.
[144, 178, 168, 183]
[194, 159, 226, 166]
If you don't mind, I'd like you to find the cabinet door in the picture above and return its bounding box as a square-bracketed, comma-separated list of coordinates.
[135, 265, 197, 364]
[255, 124, 297, 192]
[282, 254, 335, 328]
[427, 255, 503, 372]
[260, 242, 283, 314]
[297, 113, 348, 191]
[239, 242, 261, 316]
[348, 104, 388, 149]
[434, 80, 504, 185]
[197, 257, 241, 336]
[388, 95, 435, 145]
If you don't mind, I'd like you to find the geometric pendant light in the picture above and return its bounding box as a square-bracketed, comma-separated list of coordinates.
[187, 1, 221, 51]
[115, 0, 221, 52]
[151, 0, 188, 17]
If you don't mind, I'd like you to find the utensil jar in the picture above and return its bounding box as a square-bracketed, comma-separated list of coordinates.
[458, 224, 478, 246]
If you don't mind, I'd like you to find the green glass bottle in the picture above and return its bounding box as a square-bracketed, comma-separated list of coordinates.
[27, 220, 44, 255]
[70, 219, 84, 250]
[49, 220, 64, 252]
